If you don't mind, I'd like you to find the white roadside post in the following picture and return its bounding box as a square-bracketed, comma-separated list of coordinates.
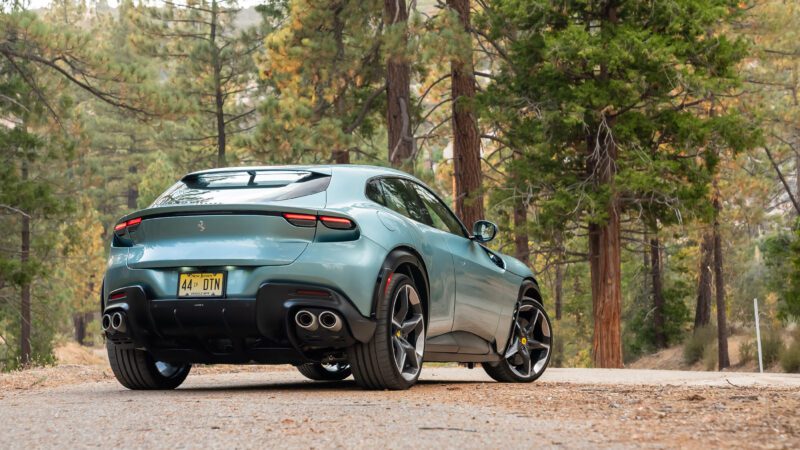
[754, 298, 763, 374]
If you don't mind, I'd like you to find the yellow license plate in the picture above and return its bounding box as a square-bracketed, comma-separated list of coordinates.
[178, 272, 225, 298]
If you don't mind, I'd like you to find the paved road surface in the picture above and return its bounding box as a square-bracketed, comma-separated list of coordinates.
[1, 367, 798, 449]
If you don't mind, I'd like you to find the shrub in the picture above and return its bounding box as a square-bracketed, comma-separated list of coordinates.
[739, 340, 755, 365]
[703, 343, 718, 371]
[761, 329, 785, 368]
[684, 326, 716, 365]
[781, 342, 800, 373]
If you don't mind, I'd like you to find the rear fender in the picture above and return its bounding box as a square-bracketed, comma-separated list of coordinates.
[372, 248, 430, 323]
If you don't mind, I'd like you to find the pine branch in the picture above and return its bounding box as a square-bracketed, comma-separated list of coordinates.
[763, 146, 800, 215]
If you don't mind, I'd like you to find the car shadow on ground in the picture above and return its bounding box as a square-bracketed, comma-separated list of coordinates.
[175, 378, 489, 393]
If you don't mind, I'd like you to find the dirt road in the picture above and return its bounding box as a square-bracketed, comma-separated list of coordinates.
[1, 366, 798, 449]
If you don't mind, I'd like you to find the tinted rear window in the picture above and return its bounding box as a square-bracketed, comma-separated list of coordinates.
[151, 171, 330, 206]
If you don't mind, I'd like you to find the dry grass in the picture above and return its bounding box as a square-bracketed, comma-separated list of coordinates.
[630, 332, 784, 372]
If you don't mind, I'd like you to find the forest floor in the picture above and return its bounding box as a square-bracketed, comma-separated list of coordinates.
[0, 344, 798, 449]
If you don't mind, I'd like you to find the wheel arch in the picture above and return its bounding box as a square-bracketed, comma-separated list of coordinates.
[373, 246, 430, 323]
[520, 277, 543, 306]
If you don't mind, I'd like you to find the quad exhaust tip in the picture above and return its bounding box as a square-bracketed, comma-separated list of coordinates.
[318, 311, 342, 332]
[295, 310, 318, 331]
[110, 312, 126, 333]
[101, 314, 112, 332]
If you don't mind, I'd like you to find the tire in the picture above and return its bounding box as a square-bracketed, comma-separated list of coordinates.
[107, 341, 191, 390]
[347, 273, 426, 390]
[483, 298, 552, 383]
[296, 363, 352, 381]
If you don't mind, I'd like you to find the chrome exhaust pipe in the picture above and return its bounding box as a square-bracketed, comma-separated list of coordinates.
[295, 310, 318, 331]
[318, 311, 342, 332]
[101, 314, 112, 332]
[111, 312, 126, 333]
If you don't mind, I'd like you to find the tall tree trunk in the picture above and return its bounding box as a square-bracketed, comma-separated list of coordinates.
[796, 152, 800, 218]
[331, 3, 349, 165]
[210, 0, 226, 167]
[385, 0, 412, 167]
[20, 160, 31, 366]
[651, 234, 666, 349]
[587, 123, 623, 369]
[554, 260, 564, 321]
[587, 3, 623, 368]
[553, 242, 564, 367]
[447, 0, 484, 227]
[712, 190, 730, 370]
[73, 313, 87, 345]
[794, 86, 799, 219]
[694, 232, 713, 331]
[512, 196, 529, 266]
[554, 232, 565, 321]
[127, 165, 138, 209]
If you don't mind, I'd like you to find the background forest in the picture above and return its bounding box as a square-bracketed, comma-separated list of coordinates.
[1, 0, 799, 372]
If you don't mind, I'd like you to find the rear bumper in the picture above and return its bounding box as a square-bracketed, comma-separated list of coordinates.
[102, 282, 376, 365]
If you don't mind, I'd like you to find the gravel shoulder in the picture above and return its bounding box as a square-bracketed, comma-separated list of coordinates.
[1, 366, 798, 449]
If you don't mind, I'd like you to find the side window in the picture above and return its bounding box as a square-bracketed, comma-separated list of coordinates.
[380, 178, 433, 226]
[365, 179, 385, 205]
[412, 183, 465, 236]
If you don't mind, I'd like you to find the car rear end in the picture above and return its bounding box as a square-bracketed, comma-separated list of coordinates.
[102, 168, 379, 366]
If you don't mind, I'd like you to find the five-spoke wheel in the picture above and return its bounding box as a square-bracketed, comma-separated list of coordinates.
[390, 283, 425, 381]
[483, 298, 551, 382]
[348, 272, 426, 390]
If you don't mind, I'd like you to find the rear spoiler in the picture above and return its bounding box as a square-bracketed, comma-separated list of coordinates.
[181, 166, 332, 183]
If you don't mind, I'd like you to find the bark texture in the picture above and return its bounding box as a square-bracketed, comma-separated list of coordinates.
[512, 196, 530, 265]
[447, 0, 484, 227]
[72, 312, 94, 346]
[210, 0, 226, 167]
[651, 236, 666, 349]
[127, 166, 138, 209]
[694, 232, 713, 331]
[20, 160, 31, 366]
[331, 4, 349, 165]
[587, 123, 623, 369]
[554, 261, 564, 321]
[385, 0, 413, 167]
[713, 193, 730, 370]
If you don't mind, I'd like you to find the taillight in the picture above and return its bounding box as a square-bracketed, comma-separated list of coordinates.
[282, 213, 317, 227]
[282, 213, 356, 230]
[319, 216, 354, 230]
[114, 217, 143, 235]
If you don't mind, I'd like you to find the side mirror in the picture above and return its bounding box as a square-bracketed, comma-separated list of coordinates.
[471, 220, 497, 243]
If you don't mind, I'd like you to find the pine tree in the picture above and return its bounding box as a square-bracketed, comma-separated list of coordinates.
[481, 0, 757, 367]
[447, 0, 483, 228]
[254, 0, 385, 164]
[132, 0, 263, 167]
[385, 0, 413, 167]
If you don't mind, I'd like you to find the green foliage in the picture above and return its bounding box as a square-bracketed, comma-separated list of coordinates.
[131, 0, 266, 167]
[683, 326, 716, 365]
[761, 328, 785, 368]
[739, 340, 755, 365]
[482, 0, 758, 229]
[778, 225, 800, 319]
[760, 226, 800, 321]
[702, 341, 718, 371]
[780, 335, 800, 373]
[138, 151, 179, 208]
[252, 0, 385, 163]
